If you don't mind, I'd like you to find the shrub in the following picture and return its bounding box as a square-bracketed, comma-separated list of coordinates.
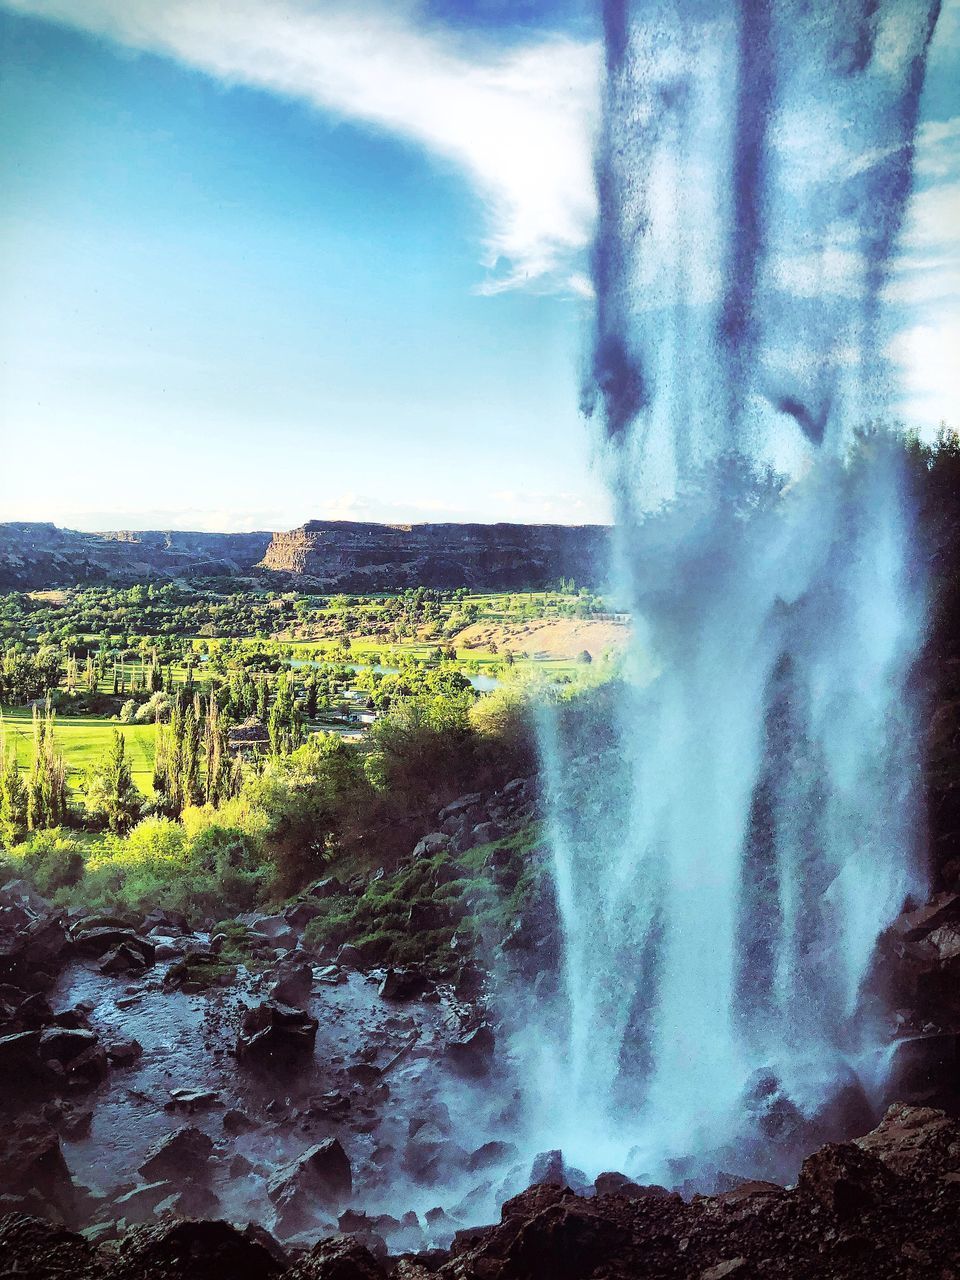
[7, 828, 86, 895]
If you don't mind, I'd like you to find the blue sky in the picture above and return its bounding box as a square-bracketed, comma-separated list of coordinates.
[0, 0, 957, 532]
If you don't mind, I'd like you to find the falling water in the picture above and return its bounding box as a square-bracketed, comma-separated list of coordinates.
[529, 0, 941, 1181]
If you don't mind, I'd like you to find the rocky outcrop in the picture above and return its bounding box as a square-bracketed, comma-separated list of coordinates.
[0, 520, 609, 591]
[257, 521, 609, 590]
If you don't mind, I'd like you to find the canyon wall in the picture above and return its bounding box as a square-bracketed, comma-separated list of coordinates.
[0, 521, 610, 591]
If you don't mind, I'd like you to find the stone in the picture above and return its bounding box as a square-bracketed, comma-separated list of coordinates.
[284, 902, 324, 929]
[268, 1138, 353, 1223]
[467, 1140, 519, 1172]
[308, 876, 345, 898]
[466, 821, 503, 849]
[445, 1024, 495, 1077]
[237, 1000, 319, 1063]
[378, 966, 429, 1001]
[798, 1142, 894, 1216]
[0, 1119, 76, 1213]
[303, 1233, 386, 1279]
[138, 1126, 213, 1182]
[223, 1107, 257, 1134]
[113, 1218, 283, 1276]
[412, 832, 451, 859]
[701, 1260, 749, 1280]
[106, 1037, 143, 1066]
[336, 944, 363, 969]
[269, 963, 315, 1007]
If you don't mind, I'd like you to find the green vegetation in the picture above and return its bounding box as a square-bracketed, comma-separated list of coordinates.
[0, 578, 622, 941]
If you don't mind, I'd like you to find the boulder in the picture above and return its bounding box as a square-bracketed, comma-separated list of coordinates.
[308, 876, 345, 899]
[378, 967, 429, 1002]
[268, 1138, 353, 1221]
[438, 793, 483, 823]
[72, 926, 154, 965]
[467, 1140, 519, 1172]
[854, 1102, 960, 1177]
[301, 1233, 386, 1279]
[797, 1141, 894, 1216]
[445, 1024, 495, 1077]
[269, 963, 315, 1008]
[138, 1125, 213, 1182]
[284, 902, 324, 930]
[114, 1218, 284, 1277]
[412, 832, 450, 859]
[465, 822, 503, 850]
[238, 1000, 319, 1064]
[0, 1119, 76, 1213]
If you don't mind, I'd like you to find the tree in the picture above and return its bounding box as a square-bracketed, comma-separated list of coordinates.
[87, 730, 141, 834]
[27, 702, 68, 831]
[0, 723, 27, 848]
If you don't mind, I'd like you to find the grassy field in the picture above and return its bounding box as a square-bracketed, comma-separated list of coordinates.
[1, 707, 157, 795]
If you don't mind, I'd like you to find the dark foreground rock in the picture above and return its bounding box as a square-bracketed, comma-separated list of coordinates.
[3, 1103, 960, 1278]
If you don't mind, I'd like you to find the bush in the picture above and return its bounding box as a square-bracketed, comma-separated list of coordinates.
[7, 828, 86, 895]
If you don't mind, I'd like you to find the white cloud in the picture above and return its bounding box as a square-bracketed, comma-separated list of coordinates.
[887, 322, 960, 429]
[2, 0, 600, 293]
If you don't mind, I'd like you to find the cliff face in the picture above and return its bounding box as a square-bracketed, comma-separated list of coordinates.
[0, 521, 610, 591]
[257, 520, 610, 590]
[0, 524, 272, 590]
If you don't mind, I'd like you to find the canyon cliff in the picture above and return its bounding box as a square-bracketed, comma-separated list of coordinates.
[0, 521, 610, 592]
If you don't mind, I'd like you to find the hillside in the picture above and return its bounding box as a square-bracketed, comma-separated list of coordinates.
[0, 520, 610, 591]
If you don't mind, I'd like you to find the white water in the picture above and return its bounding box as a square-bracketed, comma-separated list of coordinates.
[528, 0, 941, 1183]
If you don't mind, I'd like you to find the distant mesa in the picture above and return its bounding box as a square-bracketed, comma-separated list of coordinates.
[0, 520, 610, 592]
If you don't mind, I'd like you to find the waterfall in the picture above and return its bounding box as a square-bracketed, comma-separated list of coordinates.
[528, 0, 941, 1183]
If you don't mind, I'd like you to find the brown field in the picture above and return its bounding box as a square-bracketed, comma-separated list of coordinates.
[454, 617, 630, 660]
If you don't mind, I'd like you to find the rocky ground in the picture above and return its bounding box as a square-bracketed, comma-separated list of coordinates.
[3, 1101, 960, 1277]
[3, 778, 960, 1277]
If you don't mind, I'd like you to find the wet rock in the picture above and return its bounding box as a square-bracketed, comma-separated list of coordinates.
[238, 912, 298, 950]
[299, 1233, 386, 1279]
[701, 1260, 750, 1280]
[73, 925, 154, 962]
[467, 1140, 519, 1172]
[39, 1028, 108, 1086]
[438, 794, 483, 823]
[270, 963, 315, 1008]
[0, 1029, 41, 1076]
[268, 1137, 353, 1221]
[112, 1179, 175, 1223]
[224, 1107, 258, 1134]
[106, 1037, 143, 1067]
[887, 1032, 960, 1107]
[336, 944, 363, 970]
[115, 1218, 283, 1277]
[238, 1000, 319, 1064]
[0, 1213, 96, 1276]
[0, 1119, 76, 1214]
[378, 966, 429, 1001]
[166, 1086, 218, 1112]
[0, 891, 71, 991]
[797, 1142, 894, 1217]
[316, 964, 345, 985]
[138, 1125, 213, 1182]
[445, 1024, 495, 1077]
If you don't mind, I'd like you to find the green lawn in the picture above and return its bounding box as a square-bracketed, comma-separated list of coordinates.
[0, 707, 157, 795]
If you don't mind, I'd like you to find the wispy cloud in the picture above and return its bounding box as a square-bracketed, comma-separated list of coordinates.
[2, 0, 600, 294]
